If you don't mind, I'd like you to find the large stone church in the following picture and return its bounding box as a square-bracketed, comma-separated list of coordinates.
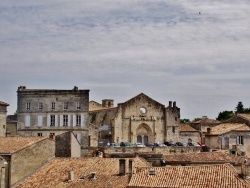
[89, 93, 180, 146]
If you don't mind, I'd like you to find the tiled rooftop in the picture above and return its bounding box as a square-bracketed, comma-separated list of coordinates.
[238, 114, 250, 121]
[163, 151, 234, 164]
[128, 164, 250, 188]
[0, 136, 48, 154]
[180, 124, 199, 132]
[16, 157, 150, 188]
[209, 123, 250, 135]
[193, 118, 220, 124]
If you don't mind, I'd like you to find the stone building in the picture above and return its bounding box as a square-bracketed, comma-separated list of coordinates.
[0, 101, 9, 137]
[6, 115, 17, 136]
[0, 136, 55, 187]
[89, 93, 180, 146]
[16, 86, 89, 155]
[179, 124, 200, 143]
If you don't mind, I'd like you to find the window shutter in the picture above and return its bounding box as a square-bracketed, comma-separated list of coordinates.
[47, 115, 50, 127]
[81, 114, 84, 127]
[38, 115, 43, 127]
[68, 115, 71, 126]
[60, 115, 63, 127]
[55, 115, 58, 127]
[25, 115, 30, 127]
[73, 115, 76, 127]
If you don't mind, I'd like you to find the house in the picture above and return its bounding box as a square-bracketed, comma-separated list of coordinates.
[127, 163, 250, 188]
[226, 114, 250, 126]
[55, 131, 81, 157]
[15, 157, 150, 188]
[6, 115, 17, 136]
[0, 136, 55, 187]
[0, 101, 9, 137]
[179, 124, 201, 144]
[89, 93, 180, 146]
[205, 123, 250, 156]
[16, 86, 89, 156]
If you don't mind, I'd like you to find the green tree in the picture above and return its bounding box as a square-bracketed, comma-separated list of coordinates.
[216, 111, 234, 121]
[180, 119, 191, 124]
[235, 102, 244, 113]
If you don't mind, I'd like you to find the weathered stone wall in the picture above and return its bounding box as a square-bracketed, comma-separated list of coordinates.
[6, 122, 17, 136]
[11, 138, 55, 186]
[55, 132, 71, 157]
[0, 114, 6, 137]
[70, 133, 81, 157]
[179, 132, 201, 143]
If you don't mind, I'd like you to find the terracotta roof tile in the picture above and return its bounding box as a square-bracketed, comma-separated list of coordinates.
[128, 164, 250, 188]
[180, 124, 199, 132]
[0, 136, 48, 154]
[193, 118, 220, 124]
[209, 123, 250, 135]
[16, 157, 150, 188]
[238, 114, 250, 121]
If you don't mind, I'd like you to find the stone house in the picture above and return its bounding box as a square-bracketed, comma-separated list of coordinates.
[0, 136, 55, 187]
[55, 131, 81, 157]
[89, 93, 180, 146]
[0, 101, 9, 137]
[179, 124, 201, 144]
[205, 123, 250, 156]
[6, 115, 17, 136]
[16, 86, 89, 156]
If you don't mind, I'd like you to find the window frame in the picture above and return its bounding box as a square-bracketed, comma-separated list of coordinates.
[237, 135, 244, 145]
[63, 115, 68, 126]
[76, 102, 81, 110]
[26, 102, 30, 111]
[38, 102, 43, 110]
[51, 102, 55, 110]
[76, 115, 81, 126]
[64, 102, 68, 110]
[50, 115, 55, 126]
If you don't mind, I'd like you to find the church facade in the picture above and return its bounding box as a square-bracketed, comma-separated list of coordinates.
[89, 93, 180, 146]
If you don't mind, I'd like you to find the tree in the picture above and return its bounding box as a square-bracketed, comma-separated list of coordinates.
[180, 119, 191, 124]
[235, 102, 244, 113]
[216, 111, 234, 121]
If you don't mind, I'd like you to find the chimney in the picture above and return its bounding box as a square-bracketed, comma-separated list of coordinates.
[169, 101, 172, 107]
[173, 101, 176, 108]
[73, 86, 78, 90]
[119, 159, 126, 176]
[240, 159, 249, 179]
[129, 159, 134, 180]
[68, 171, 74, 181]
[90, 172, 96, 179]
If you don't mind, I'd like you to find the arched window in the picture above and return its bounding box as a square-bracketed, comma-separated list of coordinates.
[137, 135, 142, 143]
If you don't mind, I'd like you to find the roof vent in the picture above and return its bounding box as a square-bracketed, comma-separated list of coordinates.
[149, 170, 156, 175]
[90, 172, 96, 180]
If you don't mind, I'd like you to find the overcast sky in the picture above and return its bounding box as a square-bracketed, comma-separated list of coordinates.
[1, 0, 250, 120]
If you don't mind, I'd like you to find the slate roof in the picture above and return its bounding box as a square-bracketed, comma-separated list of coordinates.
[128, 164, 250, 188]
[208, 123, 250, 135]
[180, 124, 199, 132]
[16, 157, 150, 188]
[0, 136, 48, 154]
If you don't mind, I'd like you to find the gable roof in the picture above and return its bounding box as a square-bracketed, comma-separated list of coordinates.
[208, 123, 250, 135]
[0, 136, 49, 154]
[180, 124, 199, 132]
[163, 151, 235, 164]
[128, 164, 250, 188]
[16, 157, 150, 188]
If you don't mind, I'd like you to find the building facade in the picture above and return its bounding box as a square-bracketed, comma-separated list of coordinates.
[16, 86, 89, 155]
[0, 101, 9, 137]
[89, 93, 180, 146]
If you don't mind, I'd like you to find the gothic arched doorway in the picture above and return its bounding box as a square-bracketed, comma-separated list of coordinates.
[136, 123, 153, 145]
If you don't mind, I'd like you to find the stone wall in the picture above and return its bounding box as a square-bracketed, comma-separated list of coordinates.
[0, 114, 6, 137]
[10, 138, 55, 186]
[179, 132, 201, 143]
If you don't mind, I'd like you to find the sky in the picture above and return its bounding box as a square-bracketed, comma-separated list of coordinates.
[0, 0, 250, 120]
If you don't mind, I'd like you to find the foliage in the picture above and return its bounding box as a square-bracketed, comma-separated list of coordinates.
[180, 119, 191, 124]
[216, 111, 234, 121]
[192, 118, 201, 122]
[235, 102, 244, 113]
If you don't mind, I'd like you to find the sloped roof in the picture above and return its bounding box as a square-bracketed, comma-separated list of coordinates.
[209, 123, 250, 135]
[238, 114, 250, 121]
[7, 115, 17, 122]
[0, 101, 9, 106]
[0, 136, 49, 154]
[16, 157, 150, 188]
[180, 124, 199, 132]
[163, 151, 234, 164]
[128, 164, 250, 188]
[193, 118, 220, 124]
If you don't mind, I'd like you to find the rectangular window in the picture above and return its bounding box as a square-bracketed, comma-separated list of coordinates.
[76, 115, 81, 126]
[63, 115, 68, 126]
[237, 136, 244, 145]
[37, 133, 43, 137]
[50, 115, 55, 126]
[26, 102, 30, 111]
[38, 102, 43, 110]
[51, 102, 55, 110]
[76, 102, 81, 110]
[172, 126, 175, 133]
[64, 102, 68, 110]
[25, 115, 30, 127]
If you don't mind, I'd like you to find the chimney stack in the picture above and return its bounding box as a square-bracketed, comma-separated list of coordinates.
[169, 101, 172, 107]
[119, 159, 126, 176]
[173, 101, 176, 108]
[68, 171, 74, 181]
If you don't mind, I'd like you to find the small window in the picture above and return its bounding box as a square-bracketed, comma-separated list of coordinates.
[50, 115, 55, 126]
[76, 115, 81, 126]
[64, 102, 68, 110]
[63, 115, 68, 126]
[172, 126, 175, 133]
[175, 117, 177, 121]
[37, 133, 43, 137]
[51, 102, 55, 110]
[76, 102, 81, 110]
[26, 102, 30, 111]
[237, 136, 244, 145]
[38, 102, 43, 110]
